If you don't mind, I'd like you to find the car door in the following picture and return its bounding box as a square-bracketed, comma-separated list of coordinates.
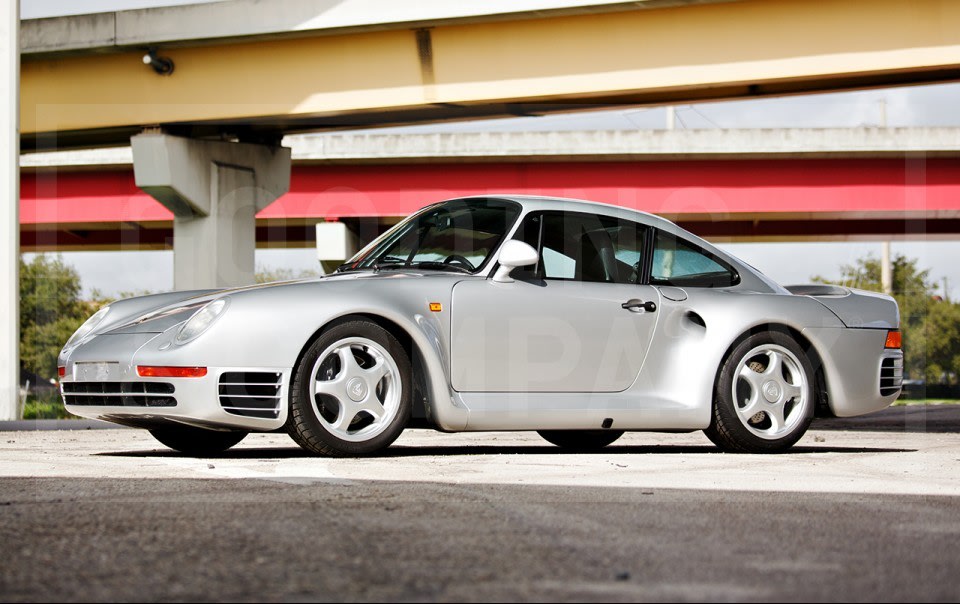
[450, 210, 661, 393]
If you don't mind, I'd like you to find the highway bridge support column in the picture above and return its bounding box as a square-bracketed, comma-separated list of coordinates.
[1, 0, 19, 419]
[131, 133, 291, 290]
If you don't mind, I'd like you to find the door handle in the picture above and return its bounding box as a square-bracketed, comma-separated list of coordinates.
[622, 299, 657, 313]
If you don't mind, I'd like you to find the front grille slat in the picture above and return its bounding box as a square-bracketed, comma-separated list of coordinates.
[220, 372, 282, 384]
[220, 408, 280, 419]
[880, 357, 903, 397]
[219, 396, 280, 409]
[219, 372, 282, 419]
[218, 384, 280, 397]
[63, 381, 177, 407]
[63, 382, 175, 395]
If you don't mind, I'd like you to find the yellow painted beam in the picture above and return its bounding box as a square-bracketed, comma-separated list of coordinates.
[22, 28, 426, 134]
[21, 0, 960, 140]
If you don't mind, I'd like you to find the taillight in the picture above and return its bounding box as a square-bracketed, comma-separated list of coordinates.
[137, 366, 207, 378]
[57, 366, 66, 378]
[884, 330, 902, 349]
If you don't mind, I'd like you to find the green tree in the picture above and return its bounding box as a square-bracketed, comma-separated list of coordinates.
[814, 253, 960, 383]
[924, 301, 960, 385]
[20, 255, 90, 381]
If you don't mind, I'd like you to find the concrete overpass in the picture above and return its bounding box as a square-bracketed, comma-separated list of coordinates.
[19, 0, 960, 150]
[21, 127, 960, 250]
[6, 0, 960, 417]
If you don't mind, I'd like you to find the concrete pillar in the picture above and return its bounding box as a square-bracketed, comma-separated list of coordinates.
[0, 0, 19, 420]
[131, 133, 291, 290]
[316, 221, 359, 275]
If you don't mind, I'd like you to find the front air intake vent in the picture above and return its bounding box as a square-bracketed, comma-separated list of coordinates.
[880, 357, 903, 397]
[63, 381, 177, 407]
[218, 372, 282, 419]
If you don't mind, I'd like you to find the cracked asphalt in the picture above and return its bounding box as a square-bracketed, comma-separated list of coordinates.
[1, 405, 958, 602]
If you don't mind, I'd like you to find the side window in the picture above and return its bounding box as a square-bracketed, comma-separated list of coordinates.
[651, 231, 738, 287]
[515, 212, 648, 284]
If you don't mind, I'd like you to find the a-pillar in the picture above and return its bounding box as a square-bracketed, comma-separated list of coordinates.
[0, 0, 19, 420]
[131, 133, 291, 290]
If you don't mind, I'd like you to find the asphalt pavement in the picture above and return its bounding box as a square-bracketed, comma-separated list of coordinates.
[1, 405, 958, 602]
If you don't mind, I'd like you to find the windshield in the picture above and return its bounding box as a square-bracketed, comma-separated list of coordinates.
[338, 198, 522, 274]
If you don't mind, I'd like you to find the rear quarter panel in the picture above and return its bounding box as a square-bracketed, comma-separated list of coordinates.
[633, 288, 846, 428]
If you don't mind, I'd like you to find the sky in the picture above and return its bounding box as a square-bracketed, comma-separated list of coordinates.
[19, 1, 960, 300]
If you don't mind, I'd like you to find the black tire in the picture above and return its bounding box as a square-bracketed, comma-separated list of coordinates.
[538, 429, 624, 450]
[283, 413, 313, 450]
[289, 319, 412, 457]
[149, 425, 247, 456]
[704, 331, 815, 454]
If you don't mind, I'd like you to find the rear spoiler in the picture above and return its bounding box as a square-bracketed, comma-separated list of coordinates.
[784, 284, 848, 297]
[786, 284, 899, 329]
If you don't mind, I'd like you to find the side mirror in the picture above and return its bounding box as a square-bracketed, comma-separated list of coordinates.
[492, 240, 539, 283]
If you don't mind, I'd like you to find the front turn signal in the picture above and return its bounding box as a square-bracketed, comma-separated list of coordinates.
[884, 330, 902, 349]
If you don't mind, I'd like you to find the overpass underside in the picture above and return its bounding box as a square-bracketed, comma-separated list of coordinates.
[20, 155, 960, 250]
[20, 0, 960, 150]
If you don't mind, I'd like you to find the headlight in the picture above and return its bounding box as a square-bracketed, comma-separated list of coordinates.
[64, 306, 110, 350]
[176, 298, 228, 344]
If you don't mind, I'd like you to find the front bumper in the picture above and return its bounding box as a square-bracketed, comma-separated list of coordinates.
[61, 360, 291, 432]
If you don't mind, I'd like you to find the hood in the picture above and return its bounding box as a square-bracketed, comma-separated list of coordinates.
[99, 279, 314, 335]
[98, 271, 454, 335]
[89, 289, 218, 336]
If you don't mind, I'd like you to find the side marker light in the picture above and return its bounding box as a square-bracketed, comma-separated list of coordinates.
[884, 331, 902, 349]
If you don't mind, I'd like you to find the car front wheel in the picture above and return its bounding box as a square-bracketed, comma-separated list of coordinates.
[288, 319, 412, 457]
[704, 331, 815, 453]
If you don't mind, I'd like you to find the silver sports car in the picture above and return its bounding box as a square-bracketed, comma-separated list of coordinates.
[59, 196, 903, 456]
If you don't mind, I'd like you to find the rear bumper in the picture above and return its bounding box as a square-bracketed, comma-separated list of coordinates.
[803, 327, 903, 418]
[61, 361, 290, 431]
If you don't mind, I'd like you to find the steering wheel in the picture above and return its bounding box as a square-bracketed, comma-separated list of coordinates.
[443, 254, 476, 271]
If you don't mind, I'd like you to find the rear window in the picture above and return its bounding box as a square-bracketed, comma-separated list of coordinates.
[651, 231, 739, 288]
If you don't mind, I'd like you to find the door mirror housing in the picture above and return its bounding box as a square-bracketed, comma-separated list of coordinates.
[492, 240, 539, 283]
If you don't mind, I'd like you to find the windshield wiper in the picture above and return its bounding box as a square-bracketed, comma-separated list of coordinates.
[336, 255, 404, 273]
[375, 261, 472, 274]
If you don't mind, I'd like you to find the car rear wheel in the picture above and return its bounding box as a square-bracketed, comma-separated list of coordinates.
[288, 319, 412, 457]
[149, 426, 247, 456]
[538, 430, 624, 450]
[704, 331, 815, 453]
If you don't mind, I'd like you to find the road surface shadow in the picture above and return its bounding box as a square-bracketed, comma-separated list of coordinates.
[97, 443, 914, 459]
[813, 404, 960, 433]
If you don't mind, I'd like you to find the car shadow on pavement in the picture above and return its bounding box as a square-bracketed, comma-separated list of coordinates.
[97, 443, 915, 459]
[812, 404, 960, 433]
